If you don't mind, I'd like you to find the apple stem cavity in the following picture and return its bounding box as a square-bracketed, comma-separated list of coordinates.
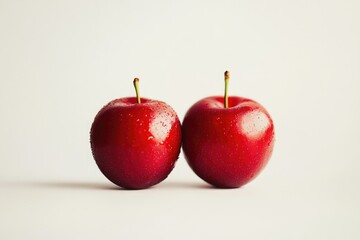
[133, 78, 141, 104]
[224, 71, 230, 108]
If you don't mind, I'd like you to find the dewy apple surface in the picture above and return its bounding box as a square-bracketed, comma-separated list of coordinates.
[90, 79, 182, 189]
[182, 72, 275, 188]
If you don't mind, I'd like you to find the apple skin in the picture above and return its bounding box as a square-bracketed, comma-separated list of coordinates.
[182, 96, 275, 188]
[90, 97, 182, 189]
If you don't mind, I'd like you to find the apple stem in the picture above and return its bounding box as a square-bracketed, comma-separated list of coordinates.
[133, 78, 141, 104]
[224, 71, 230, 108]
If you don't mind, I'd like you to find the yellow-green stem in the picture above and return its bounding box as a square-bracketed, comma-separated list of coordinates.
[133, 78, 141, 103]
[224, 71, 230, 108]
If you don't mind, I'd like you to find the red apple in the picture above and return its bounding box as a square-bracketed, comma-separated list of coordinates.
[90, 78, 182, 189]
[182, 71, 275, 188]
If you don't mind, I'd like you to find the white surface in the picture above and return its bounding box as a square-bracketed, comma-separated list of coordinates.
[1, 0, 360, 239]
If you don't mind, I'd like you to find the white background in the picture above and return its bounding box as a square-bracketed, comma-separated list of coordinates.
[1, 0, 360, 239]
